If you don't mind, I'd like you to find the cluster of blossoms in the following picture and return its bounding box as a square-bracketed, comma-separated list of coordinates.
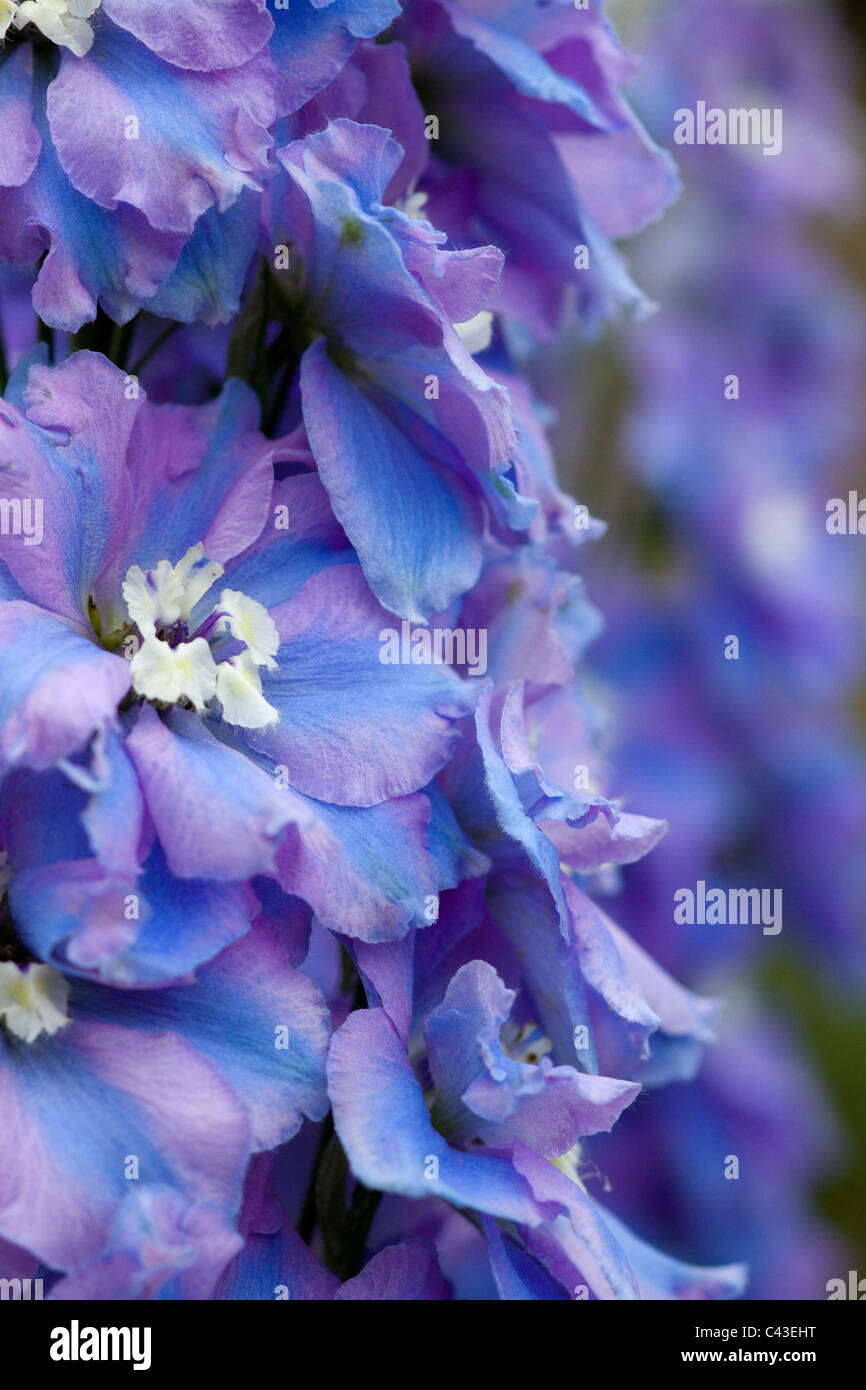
[0, 0, 758, 1300]
[561, 0, 865, 1298]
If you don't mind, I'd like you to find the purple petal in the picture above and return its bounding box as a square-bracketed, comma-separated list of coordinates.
[0, 115, 184, 333]
[277, 790, 444, 943]
[0, 1021, 248, 1270]
[0, 352, 141, 623]
[48, 1186, 244, 1301]
[74, 920, 330, 1151]
[328, 1006, 554, 1225]
[425, 961, 638, 1156]
[48, 23, 277, 237]
[126, 705, 311, 883]
[0, 603, 129, 775]
[101, 0, 273, 72]
[336, 1239, 451, 1299]
[350, 937, 415, 1047]
[0, 46, 41, 189]
[246, 563, 478, 806]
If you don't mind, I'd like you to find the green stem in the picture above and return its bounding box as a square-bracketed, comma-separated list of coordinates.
[129, 321, 181, 378]
[36, 316, 55, 365]
[296, 1112, 335, 1245]
[295, 970, 383, 1274]
[108, 317, 137, 371]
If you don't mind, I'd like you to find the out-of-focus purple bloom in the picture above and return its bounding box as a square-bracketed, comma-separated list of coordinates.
[631, 0, 861, 221]
[553, 0, 866, 1299]
[387, 0, 679, 334]
[590, 1008, 848, 1300]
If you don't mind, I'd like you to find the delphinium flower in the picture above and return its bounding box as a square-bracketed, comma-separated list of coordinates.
[394, 0, 680, 333]
[309, 544, 748, 1299]
[0, 347, 481, 1281]
[280, 0, 680, 337]
[264, 117, 517, 622]
[185, 522, 749, 1300]
[0, 0, 403, 331]
[0, 0, 765, 1301]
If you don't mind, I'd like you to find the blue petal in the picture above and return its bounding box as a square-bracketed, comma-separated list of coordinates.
[277, 789, 445, 943]
[270, 0, 401, 112]
[481, 1215, 568, 1300]
[0, 1019, 248, 1270]
[73, 920, 330, 1152]
[596, 1204, 748, 1300]
[0, 602, 130, 775]
[301, 338, 484, 621]
[10, 837, 253, 986]
[445, 4, 611, 126]
[144, 191, 260, 326]
[328, 1006, 554, 1226]
[220, 472, 353, 612]
[217, 1219, 339, 1300]
[126, 705, 310, 883]
[245, 561, 478, 806]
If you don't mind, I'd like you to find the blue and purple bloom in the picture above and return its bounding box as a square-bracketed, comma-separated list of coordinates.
[0, 0, 850, 1305]
[0, 346, 481, 1277]
[0, 0, 402, 330]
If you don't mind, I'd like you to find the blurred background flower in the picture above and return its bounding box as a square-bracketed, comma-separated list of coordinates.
[526, 0, 866, 1298]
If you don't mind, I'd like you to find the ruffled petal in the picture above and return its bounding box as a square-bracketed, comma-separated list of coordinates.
[244, 562, 478, 805]
[0, 1019, 248, 1270]
[0, 603, 129, 775]
[101, 0, 273, 73]
[48, 23, 277, 237]
[328, 1006, 558, 1226]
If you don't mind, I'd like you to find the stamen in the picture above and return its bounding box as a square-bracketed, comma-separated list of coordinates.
[5, 0, 100, 56]
[0, 961, 70, 1043]
[129, 636, 219, 712]
[215, 590, 279, 671]
[215, 652, 279, 729]
[121, 546, 281, 729]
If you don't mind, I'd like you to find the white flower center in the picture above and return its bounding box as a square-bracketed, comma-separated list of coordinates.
[122, 544, 280, 730]
[508, 1021, 554, 1067]
[454, 311, 493, 356]
[397, 190, 429, 222]
[0, 962, 70, 1043]
[0, 0, 100, 56]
